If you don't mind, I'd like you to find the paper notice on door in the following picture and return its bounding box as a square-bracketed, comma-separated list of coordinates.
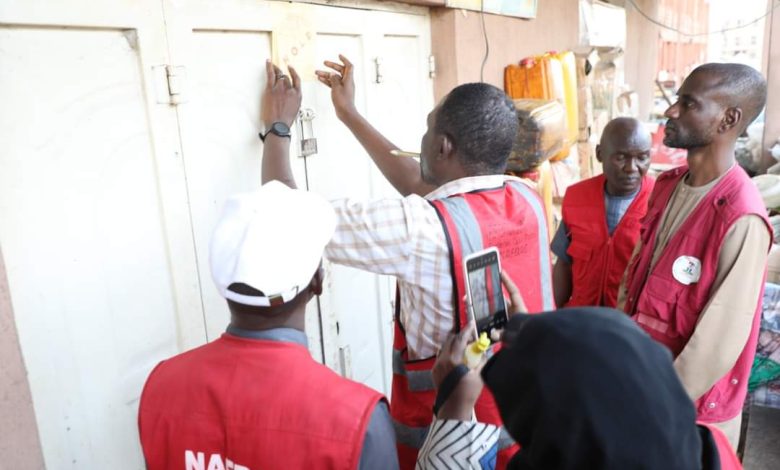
[273, 4, 316, 80]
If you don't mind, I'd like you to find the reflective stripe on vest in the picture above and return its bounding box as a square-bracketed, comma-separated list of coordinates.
[434, 195, 485, 255]
[508, 181, 554, 310]
[392, 348, 496, 392]
[392, 350, 436, 392]
[433, 181, 554, 311]
[391, 181, 549, 468]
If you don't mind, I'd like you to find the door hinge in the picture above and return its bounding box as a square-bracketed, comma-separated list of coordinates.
[428, 55, 436, 79]
[153, 65, 187, 105]
[374, 57, 384, 84]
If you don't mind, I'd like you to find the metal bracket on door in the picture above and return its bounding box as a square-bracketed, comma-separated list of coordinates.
[297, 108, 318, 158]
[152, 65, 188, 105]
[339, 345, 353, 379]
[374, 57, 384, 84]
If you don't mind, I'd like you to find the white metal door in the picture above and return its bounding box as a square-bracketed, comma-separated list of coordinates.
[163, 0, 433, 394]
[306, 10, 434, 394]
[0, 1, 205, 468]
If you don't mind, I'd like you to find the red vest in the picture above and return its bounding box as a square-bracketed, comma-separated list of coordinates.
[700, 423, 743, 470]
[562, 174, 654, 307]
[624, 165, 771, 423]
[138, 334, 383, 470]
[390, 180, 554, 469]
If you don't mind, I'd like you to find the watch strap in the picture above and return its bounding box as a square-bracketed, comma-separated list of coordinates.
[259, 122, 291, 142]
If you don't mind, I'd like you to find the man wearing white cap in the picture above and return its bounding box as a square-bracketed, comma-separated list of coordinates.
[137, 181, 399, 469]
[262, 57, 552, 469]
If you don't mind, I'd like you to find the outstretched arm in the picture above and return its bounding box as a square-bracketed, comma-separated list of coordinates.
[315, 55, 435, 197]
[261, 60, 302, 188]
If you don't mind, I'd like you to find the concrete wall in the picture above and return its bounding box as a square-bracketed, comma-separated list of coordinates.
[624, 0, 660, 120]
[430, 0, 580, 101]
[0, 246, 44, 469]
[764, 2, 780, 171]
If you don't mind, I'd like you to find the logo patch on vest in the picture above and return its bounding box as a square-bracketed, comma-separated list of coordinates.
[672, 256, 701, 285]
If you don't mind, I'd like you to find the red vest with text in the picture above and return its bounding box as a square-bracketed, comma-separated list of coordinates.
[562, 174, 654, 307]
[390, 180, 554, 469]
[624, 165, 771, 423]
[139, 334, 383, 470]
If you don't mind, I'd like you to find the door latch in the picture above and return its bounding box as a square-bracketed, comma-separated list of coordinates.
[297, 108, 318, 158]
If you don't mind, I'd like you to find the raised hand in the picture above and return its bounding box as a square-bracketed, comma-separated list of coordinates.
[261, 60, 302, 129]
[315, 54, 357, 121]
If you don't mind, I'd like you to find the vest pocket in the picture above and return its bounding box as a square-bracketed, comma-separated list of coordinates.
[567, 240, 593, 287]
[636, 275, 698, 354]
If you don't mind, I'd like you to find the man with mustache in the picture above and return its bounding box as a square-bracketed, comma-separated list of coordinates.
[618, 63, 771, 448]
[552, 117, 654, 307]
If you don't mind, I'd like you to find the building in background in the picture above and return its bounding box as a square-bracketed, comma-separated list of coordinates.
[708, 0, 768, 70]
[656, 0, 710, 88]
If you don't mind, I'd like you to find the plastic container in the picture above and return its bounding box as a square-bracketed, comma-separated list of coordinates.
[507, 99, 568, 172]
[551, 51, 579, 158]
[505, 57, 549, 100]
[542, 53, 566, 105]
[463, 332, 490, 369]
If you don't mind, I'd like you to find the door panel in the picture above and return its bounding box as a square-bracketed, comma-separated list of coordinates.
[176, 29, 275, 341]
[160, 0, 320, 355]
[166, 2, 432, 396]
[306, 31, 396, 392]
[0, 10, 198, 467]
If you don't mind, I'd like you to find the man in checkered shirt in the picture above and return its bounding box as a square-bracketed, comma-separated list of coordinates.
[262, 56, 553, 469]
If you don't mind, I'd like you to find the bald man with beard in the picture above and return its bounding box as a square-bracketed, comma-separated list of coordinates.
[619, 63, 771, 447]
[552, 117, 654, 308]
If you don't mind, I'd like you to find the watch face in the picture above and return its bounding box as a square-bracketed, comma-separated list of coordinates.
[271, 122, 290, 136]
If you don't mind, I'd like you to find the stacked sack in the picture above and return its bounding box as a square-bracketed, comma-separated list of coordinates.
[753, 174, 780, 283]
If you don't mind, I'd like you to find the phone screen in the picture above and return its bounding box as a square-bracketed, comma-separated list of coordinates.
[465, 249, 507, 339]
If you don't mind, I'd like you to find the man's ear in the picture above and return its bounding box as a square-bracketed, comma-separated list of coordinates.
[595, 144, 603, 163]
[720, 107, 742, 133]
[440, 133, 455, 161]
[310, 265, 324, 296]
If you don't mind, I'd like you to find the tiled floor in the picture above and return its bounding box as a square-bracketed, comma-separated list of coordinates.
[743, 406, 780, 469]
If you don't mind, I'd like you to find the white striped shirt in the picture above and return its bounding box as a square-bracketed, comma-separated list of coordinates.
[325, 175, 531, 359]
[416, 419, 499, 469]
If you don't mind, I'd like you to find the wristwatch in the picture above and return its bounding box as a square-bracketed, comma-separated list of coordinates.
[259, 122, 291, 142]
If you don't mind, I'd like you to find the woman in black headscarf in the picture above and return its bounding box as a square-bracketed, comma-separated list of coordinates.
[417, 276, 742, 470]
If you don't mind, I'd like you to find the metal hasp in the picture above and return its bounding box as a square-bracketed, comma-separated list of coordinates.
[152, 65, 187, 105]
[297, 107, 318, 158]
[374, 56, 384, 84]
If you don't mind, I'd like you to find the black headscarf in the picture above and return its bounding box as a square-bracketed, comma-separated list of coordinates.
[481, 307, 707, 470]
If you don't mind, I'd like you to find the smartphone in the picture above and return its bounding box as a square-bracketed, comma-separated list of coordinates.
[463, 247, 508, 342]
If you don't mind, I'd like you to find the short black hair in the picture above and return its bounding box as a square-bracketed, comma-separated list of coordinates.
[435, 83, 518, 175]
[692, 63, 767, 133]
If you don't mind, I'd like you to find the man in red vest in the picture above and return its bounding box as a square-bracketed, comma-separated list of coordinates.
[620, 63, 771, 448]
[138, 181, 398, 470]
[552, 117, 654, 307]
[260, 56, 553, 469]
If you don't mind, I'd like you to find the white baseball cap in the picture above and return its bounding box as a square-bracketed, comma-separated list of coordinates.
[209, 180, 336, 307]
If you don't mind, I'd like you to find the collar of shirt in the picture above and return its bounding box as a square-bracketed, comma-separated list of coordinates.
[225, 325, 308, 347]
[424, 174, 524, 201]
[680, 163, 735, 194]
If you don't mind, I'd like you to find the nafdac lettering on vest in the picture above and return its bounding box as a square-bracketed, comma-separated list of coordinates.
[185, 450, 249, 470]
